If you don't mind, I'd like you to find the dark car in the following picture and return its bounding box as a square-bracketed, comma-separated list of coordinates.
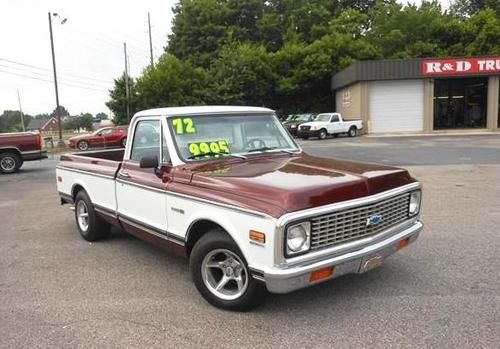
[282, 114, 316, 136]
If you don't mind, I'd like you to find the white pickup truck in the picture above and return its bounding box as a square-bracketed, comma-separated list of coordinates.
[297, 113, 363, 140]
[56, 106, 422, 311]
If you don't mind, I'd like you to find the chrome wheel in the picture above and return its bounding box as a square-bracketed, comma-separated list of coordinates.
[78, 141, 89, 151]
[201, 249, 248, 301]
[76, 200, 89, 232]
[0, 156, 16, 172]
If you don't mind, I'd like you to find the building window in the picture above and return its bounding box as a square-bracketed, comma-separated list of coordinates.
[433, 77, 488, 129]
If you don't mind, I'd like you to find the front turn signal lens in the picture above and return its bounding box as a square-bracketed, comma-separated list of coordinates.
[398, 237, 411, 250]
[249, 230, 266, 244]
[309, 267, 334, 282]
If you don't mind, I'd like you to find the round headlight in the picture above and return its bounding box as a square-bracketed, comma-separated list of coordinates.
[287, 225, 307, 251]
[291, 124, 297, 128]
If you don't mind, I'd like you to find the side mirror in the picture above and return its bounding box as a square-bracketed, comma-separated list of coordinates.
[140, 156, 159, 169]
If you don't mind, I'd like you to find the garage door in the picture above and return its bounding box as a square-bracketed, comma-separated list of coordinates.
[369, 80, 424, 133]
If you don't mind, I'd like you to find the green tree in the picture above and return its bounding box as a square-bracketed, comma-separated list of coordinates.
[135, 54, 210, 108]
[50, 105, 70, 119]
[210, 44, 277, 106]
[95, 112, 109, 120]
[0, 110, 33, 133]
[106, 74, 138, 125]
[450, 0, 500, 17]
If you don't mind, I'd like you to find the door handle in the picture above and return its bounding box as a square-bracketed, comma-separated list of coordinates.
[119, 171, 131, 178]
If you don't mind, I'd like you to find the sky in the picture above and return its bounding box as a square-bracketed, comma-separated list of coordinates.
[0, 0, 450, 117]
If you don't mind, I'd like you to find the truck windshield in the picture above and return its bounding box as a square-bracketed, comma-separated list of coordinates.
[315, 114, 332, 122]
[167, 113, 300, 161]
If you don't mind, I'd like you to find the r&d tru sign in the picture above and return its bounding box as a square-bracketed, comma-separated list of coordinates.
[422, 57, 500, 76]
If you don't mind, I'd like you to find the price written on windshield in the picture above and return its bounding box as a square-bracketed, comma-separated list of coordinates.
[188, 140, 230, 158]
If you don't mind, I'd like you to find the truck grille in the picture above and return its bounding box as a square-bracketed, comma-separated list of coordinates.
[300, 125, 311, 131]
[310, 192, 411, 251]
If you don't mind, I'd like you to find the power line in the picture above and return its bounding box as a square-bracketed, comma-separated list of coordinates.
[0, 69, 105, 92]
[0, 57, 112, 84]
[0, 63, 111, 89]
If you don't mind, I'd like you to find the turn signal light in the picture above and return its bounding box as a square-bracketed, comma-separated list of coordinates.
[249, 230, 266, 244]
[398, 237, 410, 250]
[309, 267, 334, 282]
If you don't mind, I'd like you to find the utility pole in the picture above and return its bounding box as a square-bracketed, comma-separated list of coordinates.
[123, 42, 130, 123]
[48, 12, 64, 146]
[148, 12, 154, 68]
[17, 89, 25, 132]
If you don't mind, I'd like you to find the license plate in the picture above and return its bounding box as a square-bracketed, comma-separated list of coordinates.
[361, 255, 383, 273]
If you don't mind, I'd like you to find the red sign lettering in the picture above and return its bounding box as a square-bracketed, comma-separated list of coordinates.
[422, 57, 500, 76]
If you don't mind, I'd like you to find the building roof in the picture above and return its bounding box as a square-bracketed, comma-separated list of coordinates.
[133, 106, 274, 118]
[331, 58, 424, 90]
[27, 119, 46, 130]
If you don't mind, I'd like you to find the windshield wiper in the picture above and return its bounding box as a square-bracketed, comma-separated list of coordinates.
[247, 147, 296, 155]
[187, 152, 247, 160]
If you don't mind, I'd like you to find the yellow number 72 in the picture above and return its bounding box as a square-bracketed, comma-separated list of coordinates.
[172, 118, 196, 134]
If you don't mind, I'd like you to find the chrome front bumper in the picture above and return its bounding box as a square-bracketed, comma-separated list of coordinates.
[263, 220, 423, 294]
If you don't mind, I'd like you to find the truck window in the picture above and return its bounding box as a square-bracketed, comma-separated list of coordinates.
[130, 120, 161, 162]
[331, 115, 339, 122]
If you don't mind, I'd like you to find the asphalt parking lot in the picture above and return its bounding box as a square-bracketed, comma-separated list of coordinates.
[1, 135, 499, 348]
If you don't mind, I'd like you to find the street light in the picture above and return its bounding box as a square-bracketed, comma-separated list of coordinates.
[48, 12, 67, 147]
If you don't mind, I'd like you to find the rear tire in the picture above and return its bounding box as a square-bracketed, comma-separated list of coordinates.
[190, 229, 266, 311]
[348, 126, 357, 137]
[0, 152, 22, 174]
[74, 190, 110, 242]
[302, 135, 309, 140]
[77, 140, 90, 151]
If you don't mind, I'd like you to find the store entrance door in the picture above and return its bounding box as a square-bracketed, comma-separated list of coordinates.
[434, 77, 488, 129]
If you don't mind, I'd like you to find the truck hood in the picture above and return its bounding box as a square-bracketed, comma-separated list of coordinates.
[299, 121, 327, 128]
[187, 153, 415, 217]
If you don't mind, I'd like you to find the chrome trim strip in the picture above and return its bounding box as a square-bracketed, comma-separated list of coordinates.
[119, 215, 185, 246]
[94, 204, 117, 219]
[20, 149, 42, 155]
[56, 166, 115, 180]
[116, 178, 166, 194]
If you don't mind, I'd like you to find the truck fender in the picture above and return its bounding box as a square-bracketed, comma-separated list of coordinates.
[185, 210, 251, 262]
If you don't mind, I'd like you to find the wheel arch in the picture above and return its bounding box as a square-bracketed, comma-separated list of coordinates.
[71, 181, 91, 202]
[0, 147, 22, 159]
[185, 217, 246, 260]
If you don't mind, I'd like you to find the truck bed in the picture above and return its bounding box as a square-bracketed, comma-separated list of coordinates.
[59, 148, 124, 178]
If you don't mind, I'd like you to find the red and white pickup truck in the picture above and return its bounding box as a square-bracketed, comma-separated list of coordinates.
[0, 132, 47, 173]
[56, 106, 423, 310]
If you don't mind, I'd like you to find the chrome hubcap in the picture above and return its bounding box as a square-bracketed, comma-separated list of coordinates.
[79, 142, 88, 151]
[76, 200, 89, 232]
[201, 249, 248, 300]
[0, 157, 16, 171]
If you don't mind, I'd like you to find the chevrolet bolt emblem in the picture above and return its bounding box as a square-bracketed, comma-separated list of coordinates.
[366, 214, 384, 226]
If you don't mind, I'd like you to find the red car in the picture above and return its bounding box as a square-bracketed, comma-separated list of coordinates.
[68, 126, 128, 151]
[0, 132, 47, 173]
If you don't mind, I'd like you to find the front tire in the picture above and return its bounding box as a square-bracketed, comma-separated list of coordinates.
[0, 152, 22, 174]
[74, 190, 110, 242]
[318, 129, 327, 140]
[77, 140, 90, 151]
[190, 230, 266, 311]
